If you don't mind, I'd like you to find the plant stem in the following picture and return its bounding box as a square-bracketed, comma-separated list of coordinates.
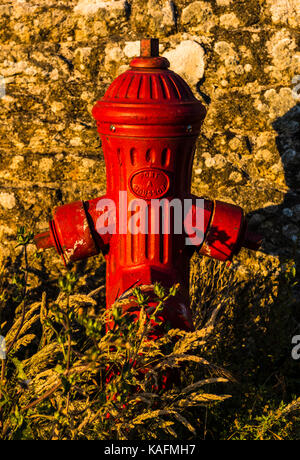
[6, 245, 29, 355]
[0, 245, 29, 402]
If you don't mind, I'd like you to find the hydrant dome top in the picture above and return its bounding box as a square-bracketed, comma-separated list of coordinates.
[92, 39, 206, 135]
[102, 68, 198, 103]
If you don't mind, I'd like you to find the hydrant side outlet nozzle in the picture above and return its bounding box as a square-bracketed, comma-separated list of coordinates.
[34, 38, 262, 333]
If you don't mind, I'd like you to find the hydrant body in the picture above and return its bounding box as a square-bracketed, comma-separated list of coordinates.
[34, 39, 261, 331]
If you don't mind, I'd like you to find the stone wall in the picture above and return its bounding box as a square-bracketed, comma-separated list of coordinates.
[0, 0, 299, 276]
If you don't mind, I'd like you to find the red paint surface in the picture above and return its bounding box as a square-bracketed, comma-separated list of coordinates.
[34, 39, 262, 333]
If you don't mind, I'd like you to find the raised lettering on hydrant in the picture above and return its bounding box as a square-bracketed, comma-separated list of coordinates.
[34, 38, 262, 332]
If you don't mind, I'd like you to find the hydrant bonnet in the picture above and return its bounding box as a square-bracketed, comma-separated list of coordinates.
[92, 39, 207, 139]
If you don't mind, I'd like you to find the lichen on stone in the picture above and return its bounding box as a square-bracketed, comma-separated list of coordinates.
[0, 0, 299, 280]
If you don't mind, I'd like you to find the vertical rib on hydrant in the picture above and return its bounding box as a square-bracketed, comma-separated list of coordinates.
[34, 38, 262, 333]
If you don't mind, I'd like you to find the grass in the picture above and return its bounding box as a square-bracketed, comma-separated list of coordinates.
[0, 227, 299, 440]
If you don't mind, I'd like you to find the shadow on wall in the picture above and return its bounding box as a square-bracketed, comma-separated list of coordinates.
[247, 103, 300, 273]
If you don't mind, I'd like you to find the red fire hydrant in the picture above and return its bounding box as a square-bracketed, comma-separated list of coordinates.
[34, 38, 261, 332]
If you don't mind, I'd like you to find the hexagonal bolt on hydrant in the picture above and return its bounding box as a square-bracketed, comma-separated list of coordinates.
[34, 38, 262, 333]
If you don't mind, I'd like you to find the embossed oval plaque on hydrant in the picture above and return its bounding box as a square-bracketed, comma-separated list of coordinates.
[129, 168, 170, 199]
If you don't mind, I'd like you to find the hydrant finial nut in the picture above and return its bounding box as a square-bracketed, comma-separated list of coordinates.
[140, 38, 159, 57]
